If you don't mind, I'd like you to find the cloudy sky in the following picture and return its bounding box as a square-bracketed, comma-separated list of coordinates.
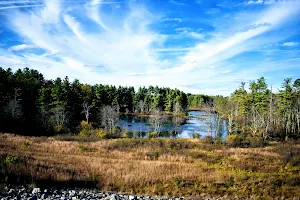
[0, 0, 299, 95]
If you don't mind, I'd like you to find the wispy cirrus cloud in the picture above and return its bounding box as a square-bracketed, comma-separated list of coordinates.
[169, 0, 186, 6]
[281, 42, 299, 47]
[0, 0, 299, 96]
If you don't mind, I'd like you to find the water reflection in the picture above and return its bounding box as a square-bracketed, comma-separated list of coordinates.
[117, 111, 227, 138]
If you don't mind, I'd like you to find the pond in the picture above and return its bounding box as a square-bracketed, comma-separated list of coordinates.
[117, 111, 228, 139]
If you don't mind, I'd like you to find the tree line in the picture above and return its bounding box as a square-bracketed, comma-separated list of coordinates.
[0, 67, 209, 136]
[209, 77, 300, 142]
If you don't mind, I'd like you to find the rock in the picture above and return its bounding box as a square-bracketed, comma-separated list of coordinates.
[129, 195, 137, 200]
[32, 188, 41, 194]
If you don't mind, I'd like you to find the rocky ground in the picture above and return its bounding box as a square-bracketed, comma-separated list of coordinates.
[0, 186, 185, 200]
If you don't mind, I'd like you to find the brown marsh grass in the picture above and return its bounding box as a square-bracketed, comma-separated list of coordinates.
[0, 133, 300, 199]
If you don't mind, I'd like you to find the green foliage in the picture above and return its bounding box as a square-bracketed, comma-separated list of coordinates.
[79, 121, 95, 137]
[122, 130, 133, 138]
[173, 176, 182, 187]
[147, 132, 159, 138]
[192, 132, 201, 139]
[4, 155, 23, 165]
[1, 67, 300, 142]
[226, 135, 243, 147]
[79, 145, 88, 151]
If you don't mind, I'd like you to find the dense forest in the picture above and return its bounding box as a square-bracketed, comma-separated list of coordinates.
[0, 67, 299, 141]
[0, 67, 210, 136]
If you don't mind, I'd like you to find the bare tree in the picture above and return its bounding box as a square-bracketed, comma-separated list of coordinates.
[213, 112, 223, 138]
[249, 104, 265, 136]
[138, 100, 145, 113]
[149, 109, 165, 135]
[173, 102, 183, 135]
[50, 103, 68, 132]
[5, 88, 22, 119]
[101, 105, 119, 134]
[82, 101, 94, 123]
[226, 98, 237, 135]
[203, 101, 214, 138]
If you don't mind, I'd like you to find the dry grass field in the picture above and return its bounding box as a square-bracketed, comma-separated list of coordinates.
[0, 133, 300, 199]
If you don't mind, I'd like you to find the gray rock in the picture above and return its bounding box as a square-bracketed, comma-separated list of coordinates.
[129, 195, 137, 200]
[32, 188, 41, 194]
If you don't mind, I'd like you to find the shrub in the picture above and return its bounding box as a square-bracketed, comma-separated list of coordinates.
[121, 130, 133, 138]
[96, 128, 107, 139]
[79, 145, 88, 151]
[79, 121, 94, 137]
[147, 132, 159, 138]
[290, 155, 300, 166]
[4, 155, 23, 165]
[201, 136, 213, 144]
[192, 132, 201, 139]
[173, 176, 182, 187]
[246, 136, 266, 147]
[133, 131, 141, 138]
[146, 150, 161, 160]
[226, 134, 243, 147]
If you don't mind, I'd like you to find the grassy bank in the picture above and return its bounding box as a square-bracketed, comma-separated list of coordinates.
[0, 133, 300, 199]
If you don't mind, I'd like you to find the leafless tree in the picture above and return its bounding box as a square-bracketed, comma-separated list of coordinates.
[149, 109, 165, 135]
[173, 102, 183, 135]
[101, 105, 119, 134]
[203, 101, 214, 138]
[5, 88, 22, 119]
[50, 103, 68, 131]
[213, 112, 223, 138]
[138, 100, 145, 113]
[226, 98, 237, 135]
[82, 101, 94, 123]
[249, 104, 265, 136]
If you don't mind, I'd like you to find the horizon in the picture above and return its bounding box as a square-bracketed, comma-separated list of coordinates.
[0, 0, 299, 96]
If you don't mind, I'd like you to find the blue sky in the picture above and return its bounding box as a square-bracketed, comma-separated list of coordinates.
[0, 0, 299, 95]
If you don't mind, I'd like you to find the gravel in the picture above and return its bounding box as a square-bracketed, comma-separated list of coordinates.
[0, 186, 185, 200]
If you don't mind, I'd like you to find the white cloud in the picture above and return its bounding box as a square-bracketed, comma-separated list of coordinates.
[8, 44, 35, 52]
[169, 0, 186, 6]
[0, 4, 43, 10]
[1, 0, 299, 96]
[170, 1, 300, 73]
[246, 0, 276, 5]
[281, 42, 299, 47]
[175, 27, 204, 39]
[86, 0, 111, 31]
[161, 18, 182, 22]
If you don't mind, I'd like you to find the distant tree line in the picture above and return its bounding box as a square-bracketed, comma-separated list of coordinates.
[210, 77, 300, 141]
[0, 67, 208, 136]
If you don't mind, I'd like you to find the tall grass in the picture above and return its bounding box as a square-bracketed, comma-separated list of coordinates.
[0, 133, 299, 198]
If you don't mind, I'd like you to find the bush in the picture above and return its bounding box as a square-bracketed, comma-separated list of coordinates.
[192, 132, 201, 139]
[246, 135, 266, 147]
[147, 132, 159, 138]
[79, 145, 88, 151]
[226, 134, 243, 147]
[173, 176, 182, 187]
[96, 128, 107, 139]
[133, 131, 141, 138]
[121, 130, 133, 138]
[201, 136, 213, 144]
[4, 155, 23, 165]
[79, 121, 94, 137]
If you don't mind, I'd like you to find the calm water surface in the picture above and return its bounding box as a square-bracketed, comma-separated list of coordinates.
[118, 111, 227, 138]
